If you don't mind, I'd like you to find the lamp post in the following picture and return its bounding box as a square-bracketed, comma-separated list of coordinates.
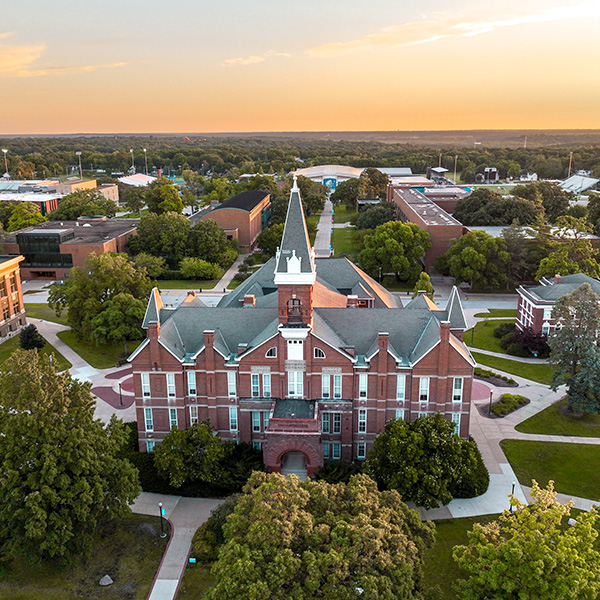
[75, 151, 83, 179]
[488, 390, 493, 415]
[118, 381, 123, 407]
[130, 149, 135, 174]
[510, 481, 516, 513]
[143, 148, 148, 175]
[158, 502, 166, 538]
[567, 151, 573, 179]
[1, 149, 8, 178]
[453, 155, 458, 184]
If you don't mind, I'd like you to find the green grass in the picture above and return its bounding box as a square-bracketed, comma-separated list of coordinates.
[501, 439, 600, 500]
[516, 398, 600, 437]
[331, 204, 358, 224]
[471, 351, 555, 385]
[177, 564, 216, 600]
[0, 514, 168, 600]
[155, 279, 218, 290]
[56, 330, 130, 369]
[422, 514, 499, 600]
[465, 319, 515, 353]
[474, 309, 518, 318]
[0, 335, 72, 371]
[331, 228, 359, 256]
[24, 303, 69, 326]
[227, 280, 241, 289]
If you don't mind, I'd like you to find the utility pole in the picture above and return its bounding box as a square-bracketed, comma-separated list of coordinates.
[76, 151, 83, 179]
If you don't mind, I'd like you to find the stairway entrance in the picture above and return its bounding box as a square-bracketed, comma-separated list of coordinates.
[280, 451, 308, 480]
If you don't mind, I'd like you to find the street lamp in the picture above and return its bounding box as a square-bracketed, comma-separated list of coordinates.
[488, 390, 493, 415]
[143, 148, 148, 175]
[130, 149, 135, 175]
[118, 381, 123, 407]
[75, 151, 83, 179]
[1, 149, 8, 178]
[158, 502, 166, 538]
[510, 481, 516, 513]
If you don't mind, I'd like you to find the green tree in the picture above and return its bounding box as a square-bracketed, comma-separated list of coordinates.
[208, 472, 435, 600]
[188, 219, 230, 264]
[567, 344, 600, 414]
[453, 481, 600, 600]
[121, 186, 146, 214]
[359, 221, 432, 282]
[144, 177, 184, 214]
[411, 272, 435, 299]
[548, 283, 600, 412]
[364, 414, 485, 509]
[435, 231, 510, 290]
[0, 350, 140, 561]
[586, 192, 600, 235]
[0, 201, 19, 230]
[133, 252, 167, 279]
[19, 323, 46, 350]
[7, 202, 47, 232]
[359, 167, 389, 199]
[256, 223, 285, 257]
[48, 252, 152, 341]
[49, 189, 117, 220]
[179, 257, 223, 280]
[513, 181, 572, 223]
[356, 202, 396, 230]
[331, 178, 360, 209]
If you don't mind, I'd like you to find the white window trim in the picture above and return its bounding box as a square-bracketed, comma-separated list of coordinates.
[314, 347, 326, 358]
[227, 371, 237, 397]
[251, 373, 260, 398]
[359, 373, 367, 398]
[322, 374, 331, 399]
[322, 412, 330, 434]
[169, 407, 178, 429]
[333, 374, 342, 399]
[288, 371, 303, 397]
[357, 442, 366, 460]
[141, 373, 150, 398]
[358, 408, 367, 433]
[266, 347, 277, 358]
[146, 440, 155, 453]
[396, 374, 406, 400]
[263, 373, 271, 398]
[166, 373, 176, 398]
[263, 411, 269, 431]
[229, 406, 238, 432]
[189, 405, 198, 425]
[252, 411, 261, 432]
[332, 443, 341, 460]
[144, 407, 153, 432]
[187, 371, 196, 396]
[453, 377, 463, 403]
[396, 408, 405, 421]
[419, 377, 429, 402]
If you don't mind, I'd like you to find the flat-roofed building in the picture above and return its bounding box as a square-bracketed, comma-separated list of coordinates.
[0, 255, 26, 338]
[56, 179, 97, 195]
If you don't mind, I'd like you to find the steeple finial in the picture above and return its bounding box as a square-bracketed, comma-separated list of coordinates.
[292, 175, 299, 191]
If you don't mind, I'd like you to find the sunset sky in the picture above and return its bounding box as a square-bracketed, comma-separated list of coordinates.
[1, 0, 599, 134]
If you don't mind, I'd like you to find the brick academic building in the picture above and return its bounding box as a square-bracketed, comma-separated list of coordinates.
[130, 180, 475, 477]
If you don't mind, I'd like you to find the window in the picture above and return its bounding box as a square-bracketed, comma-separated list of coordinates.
[323, 444, 330, 459]
[396, 375, 406, 400]
[252, 441, 262, 450]
[263, 412, 269, 431]
[287, 339, 303, 360]
[357, 442, 366, 460]
[542, 323, 550, 336]
[251, 374, 260, 398]
[0, 282, 5, 298]
[166, 373, 175, 398]
[9, 275, 16, 293]
[332, 443, 341, 460]
[453, 378, 463, 403]
[359, 373, 367, 398]
[146, 440, 155, 453]
[332, 413, 341, 434]
[451, 412, 461, 431]
[288, 371, 303, 397]
[169, 408, 178, 429]
[190, 406, 198, 425]
[187, 371, 196, 396]
[322, 412, 341, 434]
[396, 408, 405, 420]
[2, 306, 8, 321]
[252, 411, 261, 432]
[418, 411, 427, 418]
[263, 374, 271, 398]
[266, 347, 277, 358]
[419, 377, 429, 402]
[358, 408, 367, 433]
[144, 408, 153, 432]
[543, 308, 552, 320]
[229, 406, 238, 432]
[333, 375, 342, 399]
[227, 371, 236, 397]
[322, 412, 330, 433]
[141, 373, 150, 398]
[322, 375, 330, 399]
[314, 347, 325, 358]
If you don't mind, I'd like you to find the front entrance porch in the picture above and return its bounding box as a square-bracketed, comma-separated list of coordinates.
[280, 451, 308, 480]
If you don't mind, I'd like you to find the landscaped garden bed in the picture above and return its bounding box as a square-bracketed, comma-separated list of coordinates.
[474, 367, 517, 387]
[489, 393, 530, 418]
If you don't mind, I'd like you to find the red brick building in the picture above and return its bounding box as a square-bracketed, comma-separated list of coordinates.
[131, 180, 474, 477]
[516, 273, 600, 335]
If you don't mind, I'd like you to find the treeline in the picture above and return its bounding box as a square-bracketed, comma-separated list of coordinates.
[2, 136, 600, 180]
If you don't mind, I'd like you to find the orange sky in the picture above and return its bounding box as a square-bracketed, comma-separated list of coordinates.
[1, 0, 599, 134]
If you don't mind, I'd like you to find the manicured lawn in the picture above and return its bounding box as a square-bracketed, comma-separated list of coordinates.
[331, 227, 359, 256]
[516, 398, 600, 437]
[177, 564, 216, 600]
[56, 330, 132, 369]
[24, 303, 69, 326]
[471, 351, 555, 385]
[465, 319, 515, 353]
[501, 439, 600, 500]
[0, 335, 72, 372]
[0, 514, 169, 600]
[331, 204, 358, 224]
[422, 514, 499, 600]
[155, 280, 218, 290]
[473, 309, 517, 318]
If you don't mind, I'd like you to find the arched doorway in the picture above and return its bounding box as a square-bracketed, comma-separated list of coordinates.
[280, 451, 308, 480]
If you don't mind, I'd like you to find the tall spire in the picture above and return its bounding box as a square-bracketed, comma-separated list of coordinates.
[274, 178, 316, 285]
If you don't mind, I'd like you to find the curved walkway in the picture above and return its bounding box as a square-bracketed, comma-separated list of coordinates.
[314, 199, 333, 257]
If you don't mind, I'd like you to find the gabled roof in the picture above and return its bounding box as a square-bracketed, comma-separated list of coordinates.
[441, 286, 467, 330]
[404, 293, 440, 311]
[523, 274, 600, 302]
[212, 190, 270, 212]
[142, 288, 163, 328]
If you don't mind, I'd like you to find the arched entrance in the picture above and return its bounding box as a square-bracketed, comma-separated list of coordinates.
[280, 451, 308, 480]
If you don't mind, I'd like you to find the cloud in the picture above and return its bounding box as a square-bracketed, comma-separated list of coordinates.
[0, 40, 127, 77]
[309, 2, 600, 56]
[221, 50, 291, 67]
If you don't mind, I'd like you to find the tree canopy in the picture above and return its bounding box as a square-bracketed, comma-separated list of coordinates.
[256, 223, 285, 257]
[7, 202, 47, 232]
[49, 189, 117, 220]
[48, 252, 152, 341]
[356, 202, 396, 230]
[144, 177, 184, 214]
[359, 221, 431, 282]
[0, 349, 140, 561]
[453, 481, 600, 600]
[512, 181, 572, 223]
[207, 472, 435, 600]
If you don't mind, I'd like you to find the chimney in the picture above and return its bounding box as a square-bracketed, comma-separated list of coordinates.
[147, 321, 160, 340]
[237, 342, 248, 355]
[378, 332, 389, 353]
[554, 273, 562, 285]
[440, 321, 451, 345]
[203, 330, 215, 348]
[243, 294, 256, 308]
[346, 295, 358, 308]
[439, 321, 451, 378]
[344, 346, 355, 357]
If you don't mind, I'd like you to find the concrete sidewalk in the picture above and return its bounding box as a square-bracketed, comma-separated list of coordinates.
[131, 492, 223, 600]
[314, 200, 333, 257]
[213, 253, 245, 293]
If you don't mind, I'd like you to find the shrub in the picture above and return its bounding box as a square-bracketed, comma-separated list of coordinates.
[490, 393, 530, 417]
[450, 437, 489, 498]
[474, 367, 517, 386]
[179, 257, 224, 280]
[513, 326, 551, 358]
[220, 247, 238, 269]
[19, 323, 46, 350]
[315, 461, 362, 484]
[499, 332, 530, 357]
[158, 269, 182, 280]
[494, 323, 515, 338]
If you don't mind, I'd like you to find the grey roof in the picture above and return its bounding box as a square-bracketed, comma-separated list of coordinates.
[560, 175, 599, 193]
[409, 317, 440, 364]
[275, 189, 313, 274]
[523, 274, 600, 302]
[442, 287, 467, 330]
[142, 288, 163, 328]
[273, 399, 316, 419]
